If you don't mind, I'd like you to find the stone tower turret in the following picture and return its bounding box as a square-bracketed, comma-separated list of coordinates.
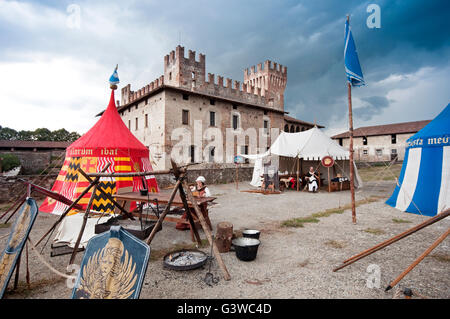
[164, 45, 206, 91]
[243, 60, 287, 111]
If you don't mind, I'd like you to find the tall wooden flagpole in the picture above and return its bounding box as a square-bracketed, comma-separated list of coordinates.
[347, 15, 357, 224]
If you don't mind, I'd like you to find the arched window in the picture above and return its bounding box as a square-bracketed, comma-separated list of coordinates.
[290, 125, 295, 133]
[284, 124, 289, 132]
[296, 126, 300, 132]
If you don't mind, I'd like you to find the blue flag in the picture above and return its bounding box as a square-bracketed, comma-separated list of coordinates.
[109, 64, 119, 85]
[344, 19, 365, 87]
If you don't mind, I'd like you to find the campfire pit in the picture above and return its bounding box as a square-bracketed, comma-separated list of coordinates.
[163, 249, 208, 271]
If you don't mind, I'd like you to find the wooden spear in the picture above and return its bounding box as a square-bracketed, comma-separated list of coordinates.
[385, 227, 450, 291]
[333, 209, 450, 272]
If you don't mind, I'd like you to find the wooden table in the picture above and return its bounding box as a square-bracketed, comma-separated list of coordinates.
[113, 191, 216, 240]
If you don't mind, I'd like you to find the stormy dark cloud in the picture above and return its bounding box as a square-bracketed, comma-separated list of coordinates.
[0, 0, 449, 134]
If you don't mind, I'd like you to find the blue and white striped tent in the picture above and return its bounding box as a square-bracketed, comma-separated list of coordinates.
[386, 103, 450, 216]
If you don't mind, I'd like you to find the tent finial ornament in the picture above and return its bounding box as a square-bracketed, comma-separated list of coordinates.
[109, 64, 119, 90]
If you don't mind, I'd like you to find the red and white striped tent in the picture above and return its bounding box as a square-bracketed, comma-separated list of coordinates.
[40, 89, 159, 215]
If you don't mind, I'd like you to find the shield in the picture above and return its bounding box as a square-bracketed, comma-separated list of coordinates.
[0, 198, 39, 298]
[71, 226, 150, 299]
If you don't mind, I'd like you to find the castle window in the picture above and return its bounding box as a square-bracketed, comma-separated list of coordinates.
[302, 127, 305, 131]
[296, 126, 300, 132]
[376, 149, 383, 156]
[145, 114, 148, 128]
[391, 134, 397, 144]
[209, 146, 215, 163]
[128, 120, 131, 130]
[232, 114, 239, 130]
[190, 145, 195, 163]
[338, 138, 343, 146]
[232, 104, 238, 110]
[264, 110, 268, 115]
[135, 117, 138, 130]
[169, 72, 172, 80]
[183, 94, 189, 100]
[284, 124, 289, 132]
[363, 150, 368, 155]
[210, 112, 216, 127]
[363, 136, 368, 145]
[191, 72, 195, 80]
[263, 120, 269, 135]
[210, 99, 215, 105]
[182, 109, 189, 125]
[290, 125, 295, 133]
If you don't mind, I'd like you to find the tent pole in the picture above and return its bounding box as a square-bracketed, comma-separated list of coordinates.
[348, 80, 356, 224]
[386, 227, 450, 291]
[296, 157, 299, 191]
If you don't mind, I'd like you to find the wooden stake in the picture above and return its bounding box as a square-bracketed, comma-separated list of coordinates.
[386, 227, 450, 291]
[333, 208, 450, 272]
[182, 179, 231, 281]
[78, 168, 134, 220]
[69, 183, 99, 266]
[146, 178, 183, 245]
[35, 164, 111, 247]
[348, 84, 356, 223]
[328, 166, 331, 193]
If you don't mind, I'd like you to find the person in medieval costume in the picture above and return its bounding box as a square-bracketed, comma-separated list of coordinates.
[305, 166, 319, 192]
[176, 176, 211, 230]
[190, 176, 211, 197]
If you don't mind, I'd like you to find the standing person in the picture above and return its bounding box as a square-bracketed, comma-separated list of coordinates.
[305, 166, 319, 193]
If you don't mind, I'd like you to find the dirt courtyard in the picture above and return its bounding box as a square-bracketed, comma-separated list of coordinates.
[1, 180, 449, 299]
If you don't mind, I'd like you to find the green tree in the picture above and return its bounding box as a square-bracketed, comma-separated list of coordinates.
[0, 127, 18, 140]
[33, 128, 53, 141]
[0, 153, 21, 172]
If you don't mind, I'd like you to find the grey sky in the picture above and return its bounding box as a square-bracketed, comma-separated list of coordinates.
[1, 0, 449, 136]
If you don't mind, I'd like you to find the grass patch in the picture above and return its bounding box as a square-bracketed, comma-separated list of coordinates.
[282, 196, 383, 229]
[281, 217, 320, 228]
[364, 228, 385, 235]
[325, 240, 346, 249]
[357, 163, 402, 182]
[150, 239, 210, 262]
[0, 223, 11, 229]
[392, 218, 411, 224]
[428, 253, 450, 263]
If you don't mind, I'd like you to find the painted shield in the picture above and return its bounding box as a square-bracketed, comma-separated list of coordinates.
[71, 226, 150, 299]
[0, 198, 39, 298]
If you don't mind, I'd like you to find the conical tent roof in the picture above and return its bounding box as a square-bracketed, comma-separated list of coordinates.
[40, 89, 159, 215]
[68, 90, 148, 157]
[386, 103, 450, 216]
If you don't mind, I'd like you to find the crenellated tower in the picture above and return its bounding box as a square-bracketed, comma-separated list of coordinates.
[164, 45, 206, 90]
[243, 60, 287, 111]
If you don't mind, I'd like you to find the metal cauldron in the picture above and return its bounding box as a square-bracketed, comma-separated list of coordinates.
[232, 238, 261, 262]
[242, 229, 260, 240]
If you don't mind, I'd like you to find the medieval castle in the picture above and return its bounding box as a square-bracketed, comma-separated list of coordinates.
[117, 46, 319, 170]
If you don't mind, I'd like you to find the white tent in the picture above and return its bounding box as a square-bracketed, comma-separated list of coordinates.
[243, 126, 362, 188]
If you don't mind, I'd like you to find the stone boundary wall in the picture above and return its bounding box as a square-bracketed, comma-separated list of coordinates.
[0, 174, 58, 203]
[0, 167, 254, 202]
[155, 167, 254, 189]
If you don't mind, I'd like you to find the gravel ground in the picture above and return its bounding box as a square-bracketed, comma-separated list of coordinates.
[1, 180, 449, 299]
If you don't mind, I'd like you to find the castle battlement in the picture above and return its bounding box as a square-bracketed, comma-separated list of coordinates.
[121, 46, 287, 110]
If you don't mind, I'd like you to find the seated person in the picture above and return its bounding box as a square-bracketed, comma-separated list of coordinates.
[305, 166, 319, 193]
[190, 176, 211, 197]
[177, 176, 210, 230]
